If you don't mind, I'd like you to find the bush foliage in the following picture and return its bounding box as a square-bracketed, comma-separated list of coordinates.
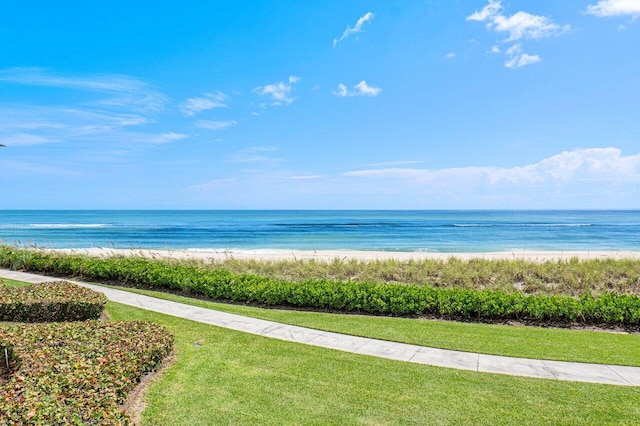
[1, 247, 639, 327]
[0, 281, 107, 322]
[0, 320, 173, 425]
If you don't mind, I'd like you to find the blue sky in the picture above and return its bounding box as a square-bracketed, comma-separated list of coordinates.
[1, 0, 639, 209]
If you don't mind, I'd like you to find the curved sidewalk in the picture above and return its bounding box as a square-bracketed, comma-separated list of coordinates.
[3, 269, 640, 387]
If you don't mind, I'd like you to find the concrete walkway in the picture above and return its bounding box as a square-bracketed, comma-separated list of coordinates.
[3, 269, 640, 387]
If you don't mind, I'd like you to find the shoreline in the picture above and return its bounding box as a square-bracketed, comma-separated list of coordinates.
[48, 247, 640, 262]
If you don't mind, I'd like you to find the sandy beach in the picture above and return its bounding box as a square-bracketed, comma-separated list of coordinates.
[50, 247, 640, 262]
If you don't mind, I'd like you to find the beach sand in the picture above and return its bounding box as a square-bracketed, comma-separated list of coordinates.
[50, 247, 640, 262]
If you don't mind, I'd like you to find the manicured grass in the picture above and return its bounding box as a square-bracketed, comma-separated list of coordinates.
[110, 285, 640, 367]
[1, 278, 31, 288]
[106, 301, 640, 425]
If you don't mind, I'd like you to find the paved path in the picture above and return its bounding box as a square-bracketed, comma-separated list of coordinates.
[3, 269, 640, 387]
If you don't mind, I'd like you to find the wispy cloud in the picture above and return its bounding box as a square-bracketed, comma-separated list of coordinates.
[0, 69, 185, 151]
[254, 76, 300, 106]
[187, 178, 236, 193]
[130, 132, 187, 144]
[586, 0, 640, 17]
[333, 80, 381, 97]
[444, 53, 456, 59]
[0, 104, 182, 149]
[0, 67, 167, 113]
[333, 12, 375, 47]
[0, 133, 58, 147]
[467, 1, 567, 68]
[289, 174, 325, 180]
[179, 92, 228, 117]
[0, 159, 77, 175]
[229, 146, 282, 166]
[196, 120, 237, 131]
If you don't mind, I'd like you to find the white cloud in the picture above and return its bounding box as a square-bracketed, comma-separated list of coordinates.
[467, 1, 567, 68]
[445, 53, 456, 59]
[467, 0, 503, 22]
[333, 12, 375, 47]
[254, 76, 300, 106]
[196, 120, 237, 131]
[493, 11, 568, 42]
[467, 1, 569, 42]
[505, 53, 541, 69]
[504, 43, 541, 68]
[333, 80, 381, 97]
[180, 92, 228, 117]
[586, 0, 640, 17]
[333, 83, 349, 97]
[343, 148, 640, 186]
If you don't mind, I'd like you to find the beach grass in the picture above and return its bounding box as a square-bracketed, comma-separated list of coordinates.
[105, 301, 640, 426]
[175, 256, 640, 296]
[107, 284, 640, 366]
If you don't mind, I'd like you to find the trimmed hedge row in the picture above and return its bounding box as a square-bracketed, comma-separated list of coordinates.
[1, 246, 640, 327]
[0, 320, 173, 425]
[0, 281, 107, 322]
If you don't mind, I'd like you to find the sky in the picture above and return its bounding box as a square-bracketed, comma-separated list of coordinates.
[1, 0, 639, 210]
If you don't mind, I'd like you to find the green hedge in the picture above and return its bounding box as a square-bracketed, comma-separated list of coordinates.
[0, 281, 107, 322]
[1, 246, 639, 327]
[0, 320, 173, 425]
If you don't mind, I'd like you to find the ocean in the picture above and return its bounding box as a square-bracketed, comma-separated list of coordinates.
[0, 210, 639, 253]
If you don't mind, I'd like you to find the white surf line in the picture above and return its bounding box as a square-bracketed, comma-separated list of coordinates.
[2, 269, 639, 386]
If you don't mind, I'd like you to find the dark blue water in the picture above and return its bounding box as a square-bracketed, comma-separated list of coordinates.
[0, 210, 639, 252]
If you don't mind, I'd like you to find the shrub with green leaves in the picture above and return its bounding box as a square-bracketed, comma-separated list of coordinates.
[0, 320, 173, 425]
[0, 247, 639, 327]
[0, 281, 107, 322]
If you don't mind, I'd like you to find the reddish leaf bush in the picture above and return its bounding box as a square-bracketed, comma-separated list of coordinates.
[0, 320, 173, 425]
[0, 281, 107, 322]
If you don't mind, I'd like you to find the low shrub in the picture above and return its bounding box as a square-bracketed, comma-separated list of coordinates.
[0, 247, 639, 327]
[0, 281, 107, 322]
[0, 320, 173, 425]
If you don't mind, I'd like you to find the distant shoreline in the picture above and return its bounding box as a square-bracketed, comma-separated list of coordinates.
[49, 247, 640, 262]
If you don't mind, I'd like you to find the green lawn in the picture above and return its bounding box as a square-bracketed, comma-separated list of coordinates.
[4, 278, 640, 424]
[107, 301, 640, 426]
[1, 278, 32, 288]
[109, 285, 640, 367]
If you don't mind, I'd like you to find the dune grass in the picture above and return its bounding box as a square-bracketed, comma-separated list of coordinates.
[192, 256, 640, 296]
[107, 284, 640, 366]
[106, 301, 640, 425]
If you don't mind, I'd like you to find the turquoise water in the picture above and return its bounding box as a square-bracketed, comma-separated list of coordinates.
[0, 210, 639, 252]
